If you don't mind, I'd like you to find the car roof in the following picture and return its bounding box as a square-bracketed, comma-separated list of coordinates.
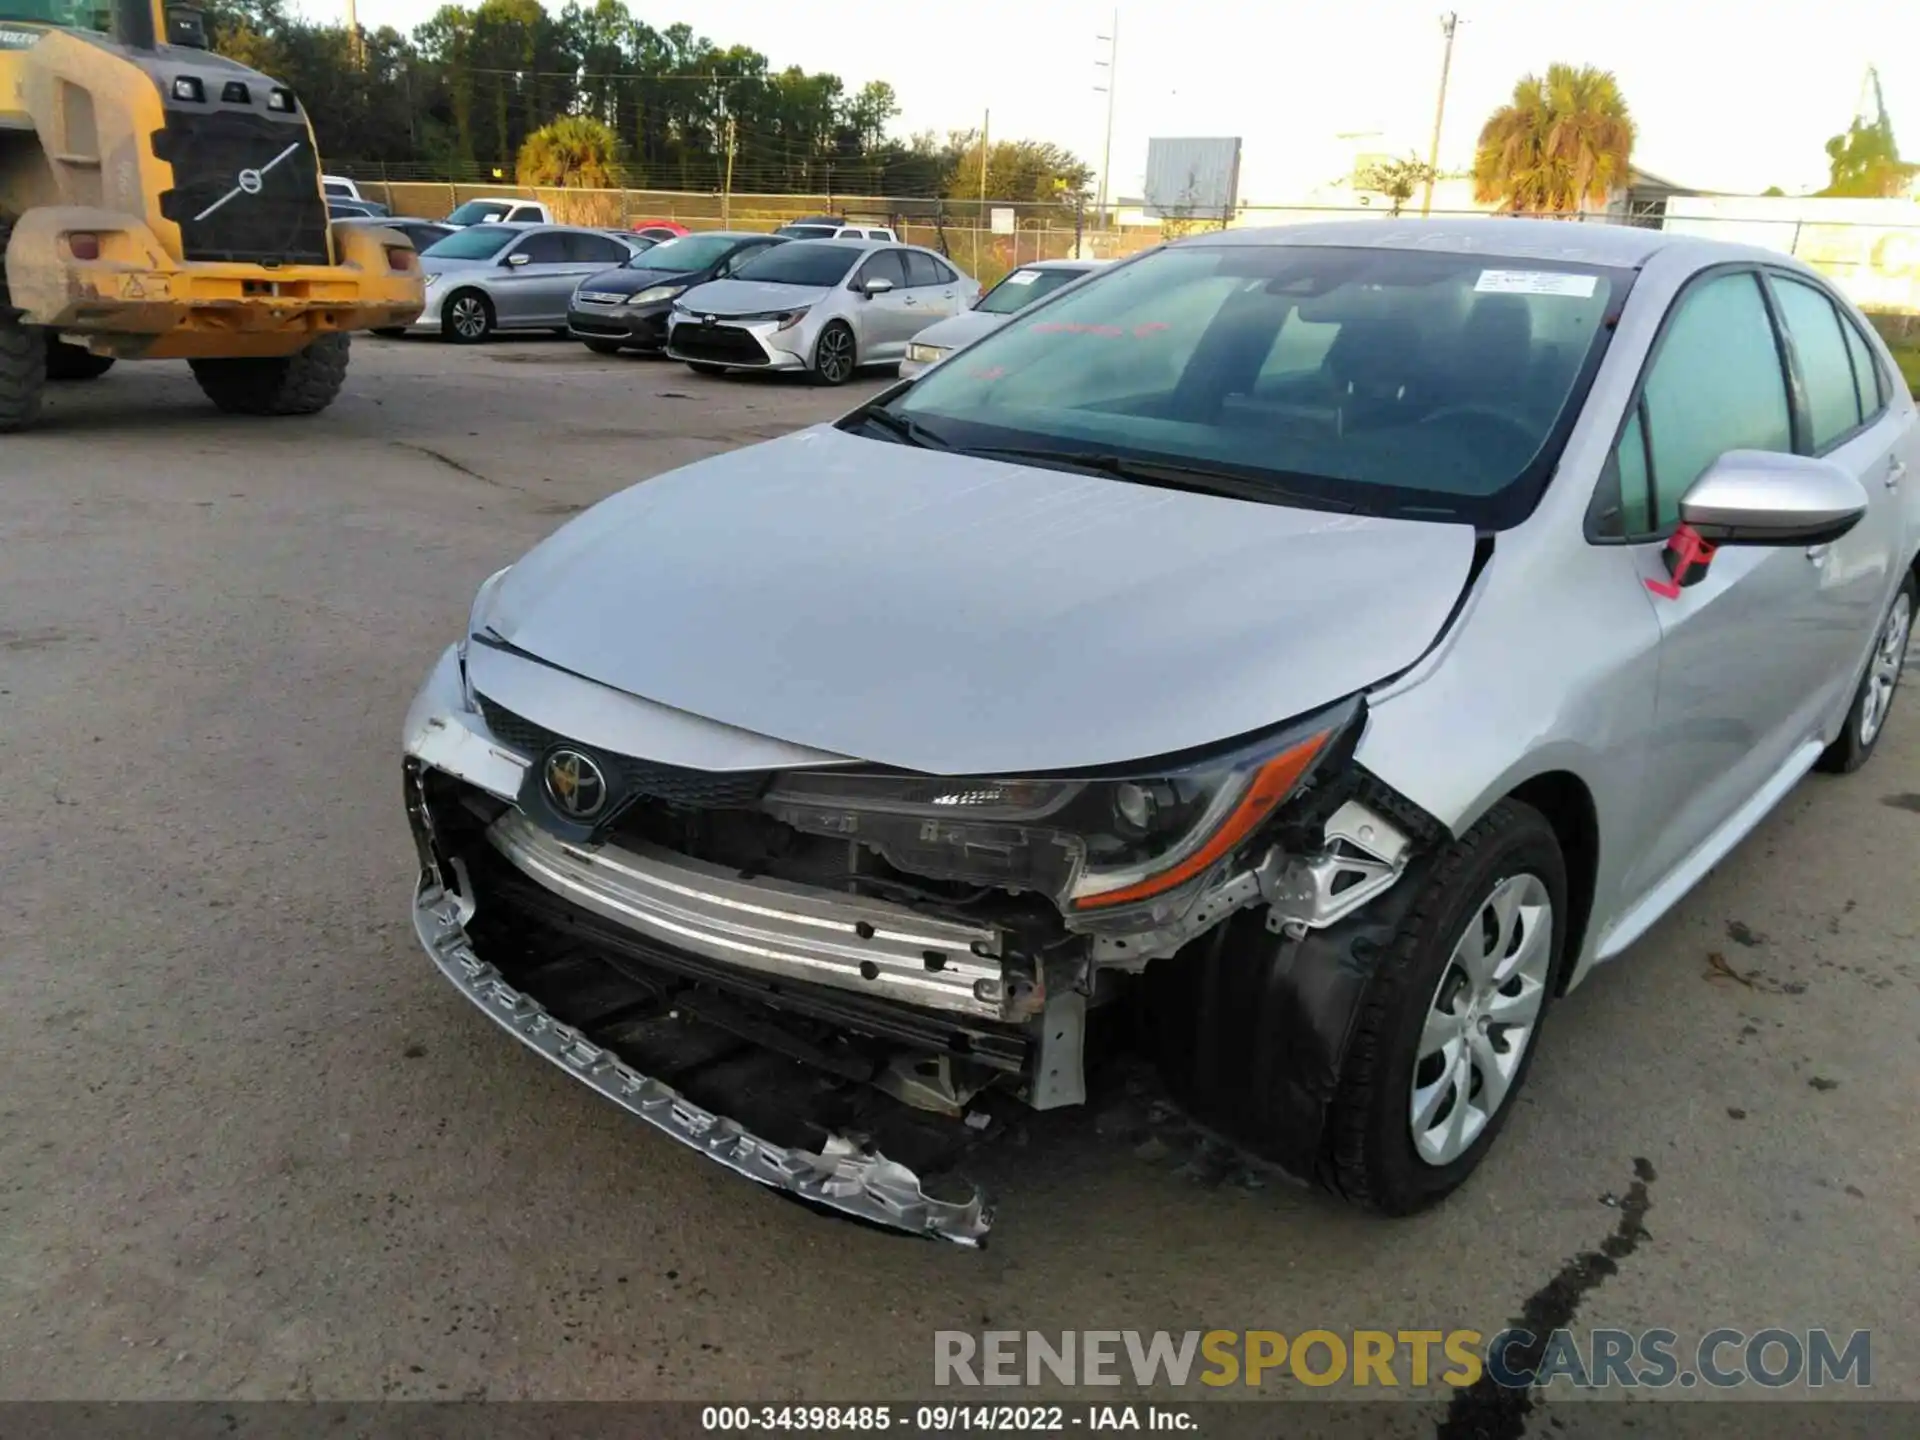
[1189, 217, 1795, 270]
[338, 215, 442, 226]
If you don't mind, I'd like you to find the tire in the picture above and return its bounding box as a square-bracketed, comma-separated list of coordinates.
[1319, 799, 1567, 1214]
[441, 289, 494, 344]
[46, 338, 115, 381]
[811, 321, 856, 386]
[188, 334, 350, 416]
[1148, 798, 1566, 1216]
[0, 218, 47, 433]
[1816, 572, 1915, 775]
[687, 362, 726, 376]
[583, 339, 624, 356]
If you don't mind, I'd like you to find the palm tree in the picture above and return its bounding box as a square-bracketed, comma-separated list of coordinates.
[516, 116, 623, 190]
[1472, 64, 1635, 214]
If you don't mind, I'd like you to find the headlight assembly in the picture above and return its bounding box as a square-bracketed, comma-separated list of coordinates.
[457, 565, 512, 712]
[906, 342, 949, 366]
[629, 284, 685, 305]
[761, 703, 1356, 918]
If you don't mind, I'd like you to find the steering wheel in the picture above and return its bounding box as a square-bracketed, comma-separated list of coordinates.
[1418, 403, 1537, 445]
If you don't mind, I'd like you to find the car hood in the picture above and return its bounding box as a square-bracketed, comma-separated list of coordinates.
[910, 310, 1011, 353]
[483, 428, 1478, 775]
[676, 278, 834, 317]
[576, 265, 695, 297]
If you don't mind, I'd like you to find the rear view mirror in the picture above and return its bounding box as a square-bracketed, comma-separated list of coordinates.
[1679, 451, 1869, 547]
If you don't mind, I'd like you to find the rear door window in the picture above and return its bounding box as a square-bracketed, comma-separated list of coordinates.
[904, 251, 948, 288]
[1840, 314, 1888, 418]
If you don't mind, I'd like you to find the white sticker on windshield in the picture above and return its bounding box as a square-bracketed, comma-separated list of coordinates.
[1475, 269, 1598, 298]
[1003, 270, 1039, 285]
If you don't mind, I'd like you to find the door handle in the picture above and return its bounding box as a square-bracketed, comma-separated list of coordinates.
[1889, 457, 1907, 490]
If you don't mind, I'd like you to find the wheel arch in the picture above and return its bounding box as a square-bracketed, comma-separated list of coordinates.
[1501, 770, 1600, 993]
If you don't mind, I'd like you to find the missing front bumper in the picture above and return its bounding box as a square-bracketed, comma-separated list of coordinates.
[412, 874, 994, 1246]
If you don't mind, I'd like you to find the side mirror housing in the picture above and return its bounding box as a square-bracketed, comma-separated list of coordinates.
[1678, 451, 1869, 547]
[504, 252, 531, 268]
[861, 276, 895, 297]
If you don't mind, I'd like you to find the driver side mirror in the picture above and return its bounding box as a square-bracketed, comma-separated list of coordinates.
[1678, 451, 1869, 547]
[504, 252, 531, 268]
[860, 276, 895, 297]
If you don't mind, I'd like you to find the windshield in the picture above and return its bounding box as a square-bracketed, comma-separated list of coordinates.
[976, 267, 1093, 315]
[731, 241, 861, 288]
[631, 233, 743, 272]
[776, 226, 839, 240]
[446, 201, 513, 226]
[889, 243, 1628, 525]
[0, 0, 111, 30]
[420, 225, 515, 260]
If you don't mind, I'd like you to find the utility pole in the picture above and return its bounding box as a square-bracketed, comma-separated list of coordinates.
[344, 0, 362, 67]
[976, 109, 989, 276]
[722, 116, 737, 226]
[1421, 12, 1460, 218]
[1093, 12, 1118, 225]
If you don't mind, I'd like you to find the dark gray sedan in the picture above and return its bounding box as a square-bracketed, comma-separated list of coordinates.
[413, 225, 650, 343]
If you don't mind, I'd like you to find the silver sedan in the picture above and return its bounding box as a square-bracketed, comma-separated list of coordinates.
[665, 239, 980, 384]
[412, 225, 651, 342]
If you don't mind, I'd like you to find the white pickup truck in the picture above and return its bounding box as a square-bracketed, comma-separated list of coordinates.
[444, 197, 556, 227]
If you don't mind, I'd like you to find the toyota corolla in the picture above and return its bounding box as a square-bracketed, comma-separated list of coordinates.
[404, 220, 1916, 1245]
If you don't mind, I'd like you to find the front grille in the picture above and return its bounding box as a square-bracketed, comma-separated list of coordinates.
[576, 292, 625, 305]
[671, 324, 768, 365]
[477, 694, 770, 809]
[569, 315, 631, 338]
[151, 109, 329, 265]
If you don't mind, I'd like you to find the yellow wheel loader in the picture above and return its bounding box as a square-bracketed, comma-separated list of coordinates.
[0, 0, 424, 431]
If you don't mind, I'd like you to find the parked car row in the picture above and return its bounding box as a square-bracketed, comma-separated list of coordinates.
[360, 212, 1105, 385]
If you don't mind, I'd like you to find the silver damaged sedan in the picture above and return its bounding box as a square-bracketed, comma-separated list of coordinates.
[404, 220, 1917, 1244]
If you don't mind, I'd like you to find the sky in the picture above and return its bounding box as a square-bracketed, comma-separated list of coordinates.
[299, 0, 1916, 202]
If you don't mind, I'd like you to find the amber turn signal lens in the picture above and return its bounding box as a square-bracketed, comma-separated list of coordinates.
[1070, 730, 1332, 910]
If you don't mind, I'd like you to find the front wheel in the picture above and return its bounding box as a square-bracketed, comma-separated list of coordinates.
[1320, 799, 1566, 1213]
[1817, 573, 1914, 774]
[441, 290, 494, 344]
[188, 334, 350, 416]
[46, 338, 115, 381]
[0, 311, 47, 432]
[811, 321, 856, 385]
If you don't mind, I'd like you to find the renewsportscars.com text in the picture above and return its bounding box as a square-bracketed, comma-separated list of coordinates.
[933, 1328, 1872, 1390]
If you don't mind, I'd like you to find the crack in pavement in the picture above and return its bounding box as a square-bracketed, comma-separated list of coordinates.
[1435, 1158, 1657, 1440]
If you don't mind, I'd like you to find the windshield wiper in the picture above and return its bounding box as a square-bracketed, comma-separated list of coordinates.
[854, 407, 951, 450]
[953, 446, 1356, 512]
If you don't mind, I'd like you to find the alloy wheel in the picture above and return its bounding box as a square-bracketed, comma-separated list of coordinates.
[1410, 873, 1553, 1167]
[1858, 589, 1911, 748]
[450, 296, 489, 341]
[815, 326, 854, 384]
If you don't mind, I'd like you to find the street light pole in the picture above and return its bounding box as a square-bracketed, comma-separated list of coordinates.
[1093, 11, 1117, 225]
[1421, 11, 1460, 218]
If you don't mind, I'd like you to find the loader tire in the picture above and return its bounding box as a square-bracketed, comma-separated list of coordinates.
[47, 337, 115, 381]
[189, 333, 350, 416]
[0, 311, 46, 433]
[0, 218, 48, 433]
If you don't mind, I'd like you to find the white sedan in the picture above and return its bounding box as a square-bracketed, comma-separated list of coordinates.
[899, 259, 1106, 378]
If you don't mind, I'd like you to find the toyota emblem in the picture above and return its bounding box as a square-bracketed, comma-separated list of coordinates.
[543, 748, 608, 819]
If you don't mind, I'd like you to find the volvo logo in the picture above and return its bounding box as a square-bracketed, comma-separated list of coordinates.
[236, 168, 264, 195]
[543, 748, 608, 819]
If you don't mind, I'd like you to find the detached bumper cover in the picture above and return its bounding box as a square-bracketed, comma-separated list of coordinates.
[412, 875, 994, 1246]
